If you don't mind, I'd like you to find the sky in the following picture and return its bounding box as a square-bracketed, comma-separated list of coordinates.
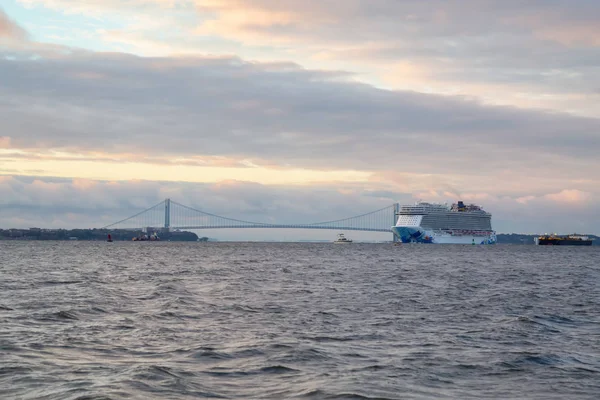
[1, 0, 599, 239]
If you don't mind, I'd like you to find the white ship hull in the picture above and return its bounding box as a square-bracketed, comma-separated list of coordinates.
[392, 226, 496, 244]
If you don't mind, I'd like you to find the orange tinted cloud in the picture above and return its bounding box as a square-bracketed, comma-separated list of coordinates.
[0, 9, 27, 40]
[545, 189, 592, 205]
[536, 25, 600, 47]
[508, 12, 600, 47]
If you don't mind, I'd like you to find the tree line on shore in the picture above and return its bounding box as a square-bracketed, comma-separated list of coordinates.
[0, 228, 203, 242]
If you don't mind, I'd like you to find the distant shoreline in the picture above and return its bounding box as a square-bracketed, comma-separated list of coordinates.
[0, 228, 201, 242]
[0, 229, 597, 244]
[496, 233, 598, 245]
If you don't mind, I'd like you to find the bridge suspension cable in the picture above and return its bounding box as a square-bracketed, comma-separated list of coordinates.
[170, 200, 272, 228]
[101, 200, 165, 230]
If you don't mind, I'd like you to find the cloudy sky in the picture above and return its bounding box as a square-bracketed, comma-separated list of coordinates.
[1, 1, 599, 238]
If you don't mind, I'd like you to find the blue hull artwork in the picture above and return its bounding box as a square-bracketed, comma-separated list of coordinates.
[392, 227, 434, 243]
[392, 227, 496, 244]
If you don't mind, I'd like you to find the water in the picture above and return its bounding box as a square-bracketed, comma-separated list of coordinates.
[1, 242, 599, 399]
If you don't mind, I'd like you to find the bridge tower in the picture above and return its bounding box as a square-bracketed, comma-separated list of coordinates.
[392, 202, 400, 242]
[164, 198, 171, 230]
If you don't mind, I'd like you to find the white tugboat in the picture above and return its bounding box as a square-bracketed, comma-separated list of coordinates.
[333, 233, 353, 244]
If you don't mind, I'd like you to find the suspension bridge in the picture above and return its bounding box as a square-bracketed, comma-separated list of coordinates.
[102, 199, 400, 239]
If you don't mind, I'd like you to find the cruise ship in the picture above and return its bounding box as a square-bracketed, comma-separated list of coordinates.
[392, 201, 496, 244]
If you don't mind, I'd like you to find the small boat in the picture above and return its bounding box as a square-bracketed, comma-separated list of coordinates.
[334, 233, 352, 244]
[107, 234, 113, 242]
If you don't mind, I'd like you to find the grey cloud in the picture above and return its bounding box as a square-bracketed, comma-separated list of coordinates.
[204, 0, 600, 44]
[1, 52, 599, 180]
[196, 0, 600, 113]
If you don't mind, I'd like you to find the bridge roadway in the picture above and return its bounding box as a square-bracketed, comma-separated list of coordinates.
[170, 225, 391, 233]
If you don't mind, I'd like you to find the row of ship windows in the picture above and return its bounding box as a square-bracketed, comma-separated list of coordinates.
[400, 216, 491, 229]
[400, 211, 488, 216]
[398, 217, 421, 224]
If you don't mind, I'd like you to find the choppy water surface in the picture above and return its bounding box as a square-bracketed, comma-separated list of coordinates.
[1, 242, 599, 399]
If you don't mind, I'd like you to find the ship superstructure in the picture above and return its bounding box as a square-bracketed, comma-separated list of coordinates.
[392, 201, 496, 244]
